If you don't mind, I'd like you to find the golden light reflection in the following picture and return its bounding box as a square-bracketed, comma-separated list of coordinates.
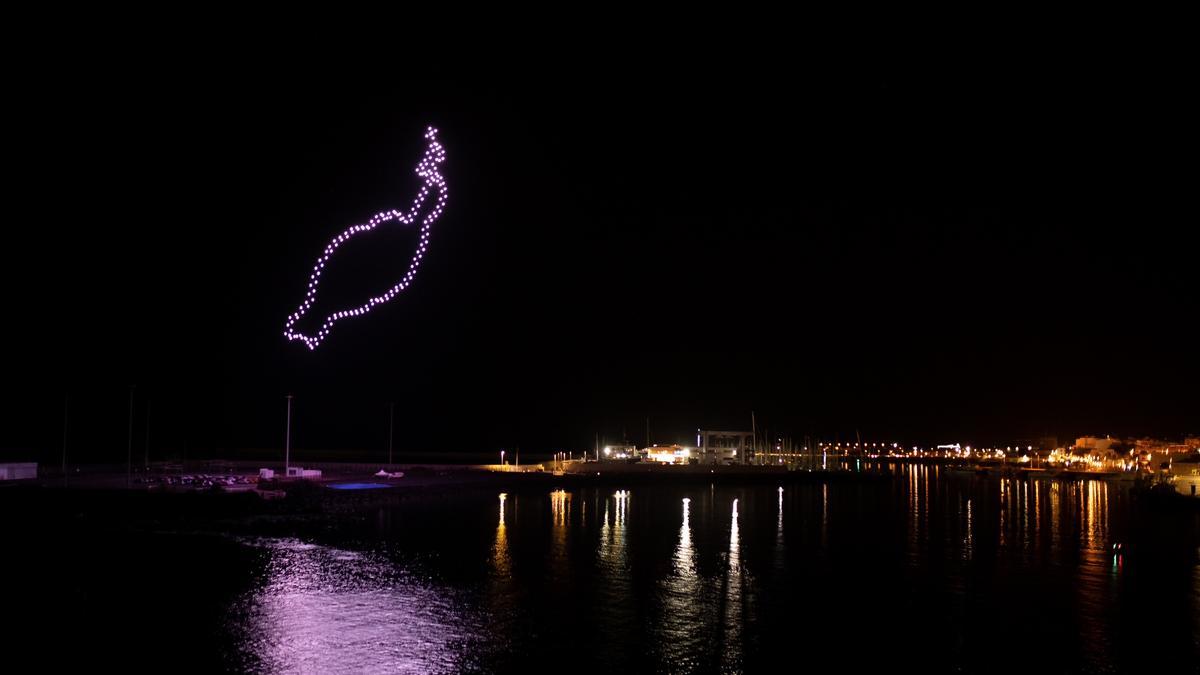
[923, 464, 931, 535]
[1076, 480, 1113, 667]
[1021, 479, 1031, 550]
[492, 492, 510, 577]
[821, 483, 830, 549]
[999, 479, 1007, 548]
[550, 489, 570, 527]
[549, 490, 571, 584]
[1032, 481, 1041, 544]
[1082, 480, 1109, 551]
[1050, 481, 1062, 554]
[907, 465, 920, 560]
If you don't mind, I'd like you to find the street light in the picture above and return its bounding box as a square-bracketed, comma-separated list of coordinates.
[387, 401, 395, 467]
[285, 394, 294, 474]
[127, 385, 135, 488]
[500, 449, 505, 469]
[144, 398, 152, 470]
[61, 393, 69, 486]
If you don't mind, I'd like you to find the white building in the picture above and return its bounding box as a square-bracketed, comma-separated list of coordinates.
[601, 444, 639, 461]
[1172, 456, 1200, 497]
[1074, 436, 1117, 454]
[696, 430, 753, 465]
[644, 444, 692, 464]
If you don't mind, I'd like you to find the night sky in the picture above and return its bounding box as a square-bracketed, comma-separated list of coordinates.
[4, 65, 1195, 462]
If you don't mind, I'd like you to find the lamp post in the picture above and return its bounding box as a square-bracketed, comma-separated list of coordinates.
[126, 385, 135, 488]
[144, 398, 151, 470]
[61, 394, 68, 486]
[285, 394, 294, 474]
[387, 401, 395, 468]
[500, 449, 505, 470]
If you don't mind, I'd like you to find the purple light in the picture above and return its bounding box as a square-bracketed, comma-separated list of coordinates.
[284, 126, 448, 350]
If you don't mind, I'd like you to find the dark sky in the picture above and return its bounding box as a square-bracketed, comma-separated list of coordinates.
[3, 61, 1195, 462]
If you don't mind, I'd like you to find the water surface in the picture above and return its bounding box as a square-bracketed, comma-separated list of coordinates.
[11, 466, 1200, 673]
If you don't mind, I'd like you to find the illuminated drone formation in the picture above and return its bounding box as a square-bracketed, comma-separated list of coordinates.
[284, 126, 447, 350]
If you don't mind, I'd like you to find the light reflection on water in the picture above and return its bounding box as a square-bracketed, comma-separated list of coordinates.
[720, 497, 744, 673]
[493, 492, 510, 577]
[230, 538, 487, 674]
[549, 489, 570, 583]
[222, 469, 1200, 672]
[596, 490, 632, 649]
[655, 497, 705, 671]
[774, 488, 785, 568]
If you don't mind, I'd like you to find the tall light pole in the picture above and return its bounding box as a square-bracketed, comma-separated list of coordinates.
[285, 394, 294, 474]
[61, 394, 68, 486]
[144, 398, 151, 470]
[500, 449, 505, 469]
[387, 401, 395, 467]
[127, 385, 135, 488]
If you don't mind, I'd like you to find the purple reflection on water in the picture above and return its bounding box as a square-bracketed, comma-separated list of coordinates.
[327, 482, 391, 491]
[230, 538, 486, 674]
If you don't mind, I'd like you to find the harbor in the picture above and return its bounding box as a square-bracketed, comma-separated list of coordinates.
[6, 460, 1198, 673]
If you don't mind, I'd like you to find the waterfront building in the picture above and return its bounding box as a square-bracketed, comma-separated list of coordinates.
[1133, 438, 1195, 459]
[1170, 455, 1200, 497]
[695, 429, 753, 465]
[644, 444, 692, 464]
[601, 444, 639, 460]
[1075, 436, 1118, 453]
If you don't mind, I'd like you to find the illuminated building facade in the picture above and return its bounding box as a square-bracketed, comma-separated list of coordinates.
[601, 444, 639, 460]
[1074, 436, 1118, 453]
[696, 430, 753, 465]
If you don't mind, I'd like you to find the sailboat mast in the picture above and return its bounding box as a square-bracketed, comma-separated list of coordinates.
[751, 411, 756, 466]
